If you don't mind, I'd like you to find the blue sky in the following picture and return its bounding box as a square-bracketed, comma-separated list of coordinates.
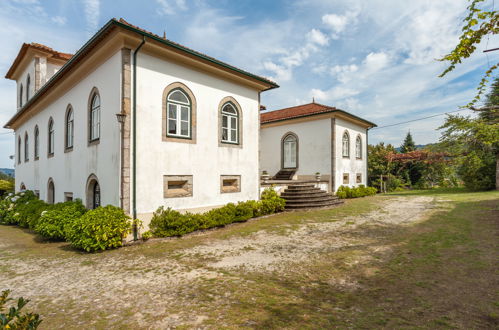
[0, 0, 497, 168]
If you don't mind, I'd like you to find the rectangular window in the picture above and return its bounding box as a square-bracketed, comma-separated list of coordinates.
[167, 104, 190, 138]
[220, 175, 241, 193]
[343, 173, 349, 184]
[164, 175, 193, 198]
[356, 173, 362, 184]
[64, 192, 73, 202]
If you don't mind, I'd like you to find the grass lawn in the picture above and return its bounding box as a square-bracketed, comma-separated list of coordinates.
[1, 188, 498, 329]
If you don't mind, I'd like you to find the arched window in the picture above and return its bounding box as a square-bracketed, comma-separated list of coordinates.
[19, 83, 23, 107]
[26, 74, 30, 101]
[282, 132, 298, 169]
[342, 131, 350, 158]
[86, 174, 101, 209]
[221, 102, 239, 144]
[355, 135, 362, 159]
[47, 178, 55, 204]
[24, 132, 29, 162]
[48, 118, 54, 155]
[89, 90, 100, 141]
[65, 105, 74, 149]
[20, 183, 26, 191]
[166, 89, 191, 138]
[34, 126, 39, 159]
[17, 136, 21, 164]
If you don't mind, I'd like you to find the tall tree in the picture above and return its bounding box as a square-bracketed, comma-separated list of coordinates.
[439, 0, 499, 106]
[400, 132, 416, 153]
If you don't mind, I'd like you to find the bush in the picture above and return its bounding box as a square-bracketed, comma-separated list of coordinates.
[0, 290, 42, 329]
[35, 200, 86, 240]
[0, 191, 39, 225]
[65, 205, 131, 252]
[150, 188, 286, 238]
[15, 198, 49, 228]
[336, 185, 377, 199]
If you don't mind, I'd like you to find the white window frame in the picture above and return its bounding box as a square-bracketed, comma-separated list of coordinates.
[90, 94, 100, 141]
[166, 89, 191, 139]
[221, 102, 239, 144]
[342, 131, 350, 158]
[66, 107, 74, 148]
[355, 135, 362, 159]
[48, 119, 55, 155]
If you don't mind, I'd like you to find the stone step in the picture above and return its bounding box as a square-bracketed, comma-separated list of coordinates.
[287, 183, 316, 188]
[285, 200, 343, 209]
[285, 186, 321, 192]
[281, 193, 338, 200]
[285, 195, 338, 203]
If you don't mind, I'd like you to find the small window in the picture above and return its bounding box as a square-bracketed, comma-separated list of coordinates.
[65, 105, 74, 149]
[48, 118, 55, 156]
[20, 183, 26, 191]
[19, 83, 23, 107]
[89, 91, 100, 142]
[355, 135, 362, 159]
[26, 74, 30, 101]
[163, 175, 193, 198]
[220, 175, 241, 193]
[221, 103, 239, 144]
[34, 126, 39, 159]
[24, 132, 29, 162]
[17, 136, 21, 164]
[47, 178, 55, 204]
[342, 131, 350, 157]
[64, 192, 73, 202]
[86, 175, 101, 209]
[356, 173, 362, 184]
[166, 89, 191, 138]
[343, 173, 349, 184]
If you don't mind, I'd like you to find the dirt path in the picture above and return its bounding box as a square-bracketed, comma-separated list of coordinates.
[0, 195, 436, 329]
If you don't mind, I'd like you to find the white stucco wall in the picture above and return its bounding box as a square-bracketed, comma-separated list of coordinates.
[14, 51, 122, 207]
[134, 52, 261, 218]
[333, 118, 367, 192]
[16, 59, 35, 110]
[259, 118, 332, 179]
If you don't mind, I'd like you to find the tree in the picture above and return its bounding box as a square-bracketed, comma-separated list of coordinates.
[368, 143, 398, 191]
[439, 0, 499, 106]
[400, 131, 416, 153]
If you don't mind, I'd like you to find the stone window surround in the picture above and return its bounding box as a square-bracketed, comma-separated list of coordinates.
[47, 117, 54, 158]
[24, 131, 29, 162]
[34, 125, 39, 160]
[220, 175, 241, 193]
[355, 134, 362, 159]
[162, 82, 197, 144]
[85, 173, 100, 209]
[88, 87, 101, 146]
[356, 173, 362, 183]
[218, 97, 243, 148]
[164, 175, 193, 198]
[281, 131, 299, 170]
[342, 130, 350, 158]
[343, 173, 349, 185]
[64, 192, 73, 202]
[64, 104, 74, 152]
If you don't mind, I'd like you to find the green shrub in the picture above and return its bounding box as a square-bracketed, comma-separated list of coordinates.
[336, 185, 377, 199]
[0, 289, 42, 329]
[15, 198, 49, 228]
[65, 205, 131, 252]
[35, 200, 86, 240]
[0, 191, 39, 225]
[260, 187, 286, 214]
[141, 231, 153, 241]
[149, 207, 202, 237]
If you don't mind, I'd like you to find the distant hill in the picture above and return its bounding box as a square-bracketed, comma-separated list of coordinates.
[395, 144, 427, 152]
[0, 168, 14, 178]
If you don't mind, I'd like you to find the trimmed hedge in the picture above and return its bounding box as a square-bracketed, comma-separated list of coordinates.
[35, 199, 87, 240]
[64, 205, 132, 252]
[336, 185, 377, 199]
[150, 187, 286, 237]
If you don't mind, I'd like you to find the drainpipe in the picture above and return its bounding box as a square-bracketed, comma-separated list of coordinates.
[132, 36, 145, 240]
[366, 127, 370, 187]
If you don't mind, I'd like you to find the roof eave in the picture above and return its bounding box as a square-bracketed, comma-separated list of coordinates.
[261, 109, 377, 128]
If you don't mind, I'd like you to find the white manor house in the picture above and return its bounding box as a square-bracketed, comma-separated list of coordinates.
[5, 18, 375, 225]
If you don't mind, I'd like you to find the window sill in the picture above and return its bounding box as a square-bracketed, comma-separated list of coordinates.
[34, 157, 39, 161]
[88, 139, 100, 147]
[47, 153, 54, 158]
[65, 147, 74, 153]
[219, 140, 242, 148]
[342, 156, 350, 159]
[163, 135, 196, 144]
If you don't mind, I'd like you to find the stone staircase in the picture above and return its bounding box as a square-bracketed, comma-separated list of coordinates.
[281, 183, 343, 210]
[274, 169, 296, 180]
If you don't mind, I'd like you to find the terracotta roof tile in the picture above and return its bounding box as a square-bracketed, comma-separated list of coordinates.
[29, 43, 73, 60]
[260, 102, 336, 123]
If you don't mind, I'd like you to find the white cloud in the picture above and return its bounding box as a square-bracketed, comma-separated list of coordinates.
[363, 52, 390, 73]
[307, 28, 329, 46]
[310, 86, 359, 102]
[156, 0, 188, 16]
[83, 0, 100, 34]
[322, 10, 359, 39]
[51, 16, 67, 26]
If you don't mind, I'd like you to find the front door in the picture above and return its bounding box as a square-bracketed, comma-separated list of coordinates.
[283, 134, 297, 168]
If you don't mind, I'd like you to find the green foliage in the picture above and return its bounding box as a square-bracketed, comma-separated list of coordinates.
[0, 180, 14, 195]
[400, 132, 416, 153]
[35, 200, 86, 240]
[0, 290, 42, 329]
[336, 185, 377, 199]
[439, 0, 499, 105]
[0, 191, 40, 226]
[65, 205, 132, 252]
[368, 143, 398, 190]
[150, 188, 286, 238]
[15, 198, 49, 229]
[141, 231, 153, 241]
